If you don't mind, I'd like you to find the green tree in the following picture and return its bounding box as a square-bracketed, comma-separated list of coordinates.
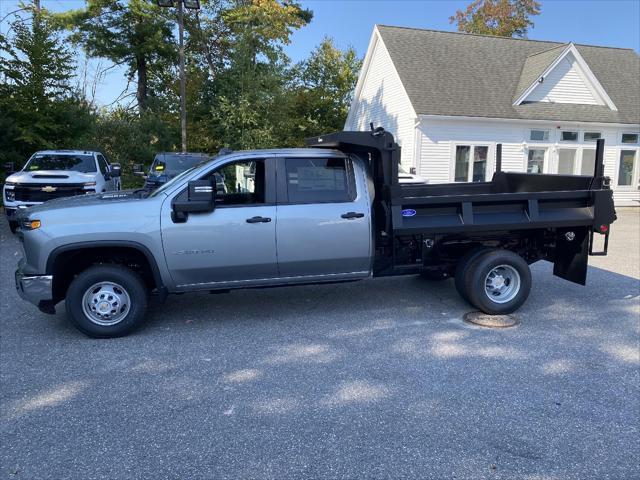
[208, 0, 312, 150]
[57, 0, 177, 112]
[287, 38, 361, 144]
[450, 0, 541, 38]
[0, 2, 93, 166]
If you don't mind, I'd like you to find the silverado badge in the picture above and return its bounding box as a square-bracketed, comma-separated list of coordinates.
[41, 186, 57, 193]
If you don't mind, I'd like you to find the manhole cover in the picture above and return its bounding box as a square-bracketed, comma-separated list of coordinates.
[463, 311, 519, 328]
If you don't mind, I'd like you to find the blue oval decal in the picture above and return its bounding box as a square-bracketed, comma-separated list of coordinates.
[401, 209, 417, 217]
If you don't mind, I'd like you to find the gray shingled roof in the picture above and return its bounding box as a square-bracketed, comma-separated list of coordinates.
[376, 25, 640, 125]
[514, 44, 568, 101]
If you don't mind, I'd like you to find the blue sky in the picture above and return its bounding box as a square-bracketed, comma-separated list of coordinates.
[2, 0, 639, 106]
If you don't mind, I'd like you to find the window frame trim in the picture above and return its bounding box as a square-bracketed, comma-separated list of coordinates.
[616, 147, 639, 189]
[276, 155, 357, 205]
[529, 129, 551, 142]
[559, 130, 579, 142]
[451, 143, 492, 183]
[525, 147, 548, 174]
[620, 132, 640, 145]
[582, 131, 602, 143]
[188, 155, 276, 208]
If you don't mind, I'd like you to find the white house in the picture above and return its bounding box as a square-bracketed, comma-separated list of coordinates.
[345, 25, 640, 206]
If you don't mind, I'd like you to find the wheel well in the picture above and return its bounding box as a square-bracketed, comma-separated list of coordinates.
[49, 246, 159, 303]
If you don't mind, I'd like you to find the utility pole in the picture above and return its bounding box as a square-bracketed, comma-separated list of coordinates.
[156, 0, 200, 153]
[177, 0, 186, 153]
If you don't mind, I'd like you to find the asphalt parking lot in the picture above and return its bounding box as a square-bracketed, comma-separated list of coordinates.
[1, 210, 638, 480]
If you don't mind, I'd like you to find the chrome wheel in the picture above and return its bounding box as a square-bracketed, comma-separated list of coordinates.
[484, 265, 521, 304]
[81, 281, 131, 326]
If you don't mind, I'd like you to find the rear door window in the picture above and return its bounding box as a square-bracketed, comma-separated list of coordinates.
[284, 158, 355, 203]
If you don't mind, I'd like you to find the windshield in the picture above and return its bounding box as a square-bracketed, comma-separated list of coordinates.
[24, 154, 97, 173]
[151, 154, 207, 175]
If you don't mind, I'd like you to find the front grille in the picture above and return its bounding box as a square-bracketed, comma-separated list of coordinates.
[14, 183, 86, 202]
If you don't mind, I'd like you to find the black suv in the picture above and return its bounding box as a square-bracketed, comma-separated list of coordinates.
[136, 152, 209, 190]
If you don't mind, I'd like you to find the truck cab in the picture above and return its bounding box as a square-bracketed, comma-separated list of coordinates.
[3, 150, 121, 233]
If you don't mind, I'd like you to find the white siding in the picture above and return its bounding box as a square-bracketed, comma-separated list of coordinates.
[345, 34, 416, 168]
[524, 53, 601, 105]
[417, 117, 640, 206]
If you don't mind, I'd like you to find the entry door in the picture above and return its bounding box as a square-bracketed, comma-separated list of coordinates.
[161, 158, 278, 287]
[275, 156, 371, 278]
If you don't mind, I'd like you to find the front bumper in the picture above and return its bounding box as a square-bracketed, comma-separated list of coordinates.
[15, 267, 54, 313]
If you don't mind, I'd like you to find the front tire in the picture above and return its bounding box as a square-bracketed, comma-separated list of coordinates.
[66, 265, 148, 338]
[9, 220, 18, 234]
[465, 250, 532, 315]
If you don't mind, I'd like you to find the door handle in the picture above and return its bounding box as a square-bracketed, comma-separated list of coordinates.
[246, 216, 272, 223]
[341, 212, 365, 219]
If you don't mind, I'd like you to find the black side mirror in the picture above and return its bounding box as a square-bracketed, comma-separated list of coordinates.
[172, 179, 216, 223]
[110, 163, 122, 177]
[4, 162, 15, 175]
[133, 164, 145, 176]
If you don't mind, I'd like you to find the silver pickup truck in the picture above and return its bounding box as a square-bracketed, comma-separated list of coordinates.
[14, 131, 615, 338]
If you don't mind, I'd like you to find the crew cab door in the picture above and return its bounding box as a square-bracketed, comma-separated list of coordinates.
[161, 156, 278, 287]
[275, 154, 372, 278]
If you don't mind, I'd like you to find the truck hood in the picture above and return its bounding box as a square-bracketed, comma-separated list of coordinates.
[23, 190, 150, 216]
[7, 170, 98, 184]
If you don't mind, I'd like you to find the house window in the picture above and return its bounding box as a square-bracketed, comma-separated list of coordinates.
[618, 150, 637, 186]
[454, 145, 489, 182]
[557, 148, 577, 175]
[530, 129, 549, 141]
[561, 131, 578, 142]
[527, 148, 546, 174]
[621, 133, 639, 144]
[581, 149, 596, 176]
[583, 132, 601, 142]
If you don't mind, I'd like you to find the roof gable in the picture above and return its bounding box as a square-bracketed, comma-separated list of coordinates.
[374, 25, 639, 125]
[514, 43, 617, 110]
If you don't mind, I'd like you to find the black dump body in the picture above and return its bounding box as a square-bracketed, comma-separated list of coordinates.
[307, 130, 616, 285]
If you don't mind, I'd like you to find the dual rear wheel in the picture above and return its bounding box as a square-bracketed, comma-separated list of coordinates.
[455, 249, 532, 315]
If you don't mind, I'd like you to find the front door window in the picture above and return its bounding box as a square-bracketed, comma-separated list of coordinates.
[557, 148, 577, 175]
[618, 150, 637, 187]
[580, 149, 596, 176]
[527, 148, 546, 174]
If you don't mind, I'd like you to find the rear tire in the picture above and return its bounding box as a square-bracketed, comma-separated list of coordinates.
[454, 247, 490, 303]
[66, 265, 148, 338]
[465, 250, 531, 315]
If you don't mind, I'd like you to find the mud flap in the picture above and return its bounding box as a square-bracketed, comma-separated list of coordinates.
[553, 227, 589, 285]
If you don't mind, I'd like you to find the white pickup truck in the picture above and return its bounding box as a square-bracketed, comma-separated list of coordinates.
[3, 150, 121, 233]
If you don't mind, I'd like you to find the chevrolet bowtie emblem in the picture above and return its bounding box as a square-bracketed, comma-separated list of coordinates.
[41, 186, 57, 193]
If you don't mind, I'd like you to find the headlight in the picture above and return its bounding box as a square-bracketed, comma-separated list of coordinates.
[5, 188, 15, 202]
